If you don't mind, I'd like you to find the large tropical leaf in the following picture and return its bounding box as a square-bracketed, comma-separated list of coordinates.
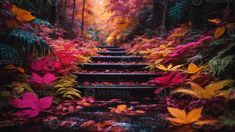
[0, 43, 21, 65]
[8, 29, 53, 57]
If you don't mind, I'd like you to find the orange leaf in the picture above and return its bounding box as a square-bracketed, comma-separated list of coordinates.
[208, 18, 221, 24]
[167, 107, 187, 121]
[16, 67, 25, 74]
[186, 63, 203, 74]
[11, 5, 36, 22]
[167, 107, 203, 126]
[156, 64, 182, 71]
[116, 104, 127, 111]
[215, 26, 226, 39]
[187, 107, 203, 123]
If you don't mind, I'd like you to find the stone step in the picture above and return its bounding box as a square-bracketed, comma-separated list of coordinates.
[79, 63, 148, 70]
[91, 56, 144, 62]
[76, 73, 159, 82]
[78, 85, 157, 99]
[106, 48, 125, 51]
[97, 46, 119, 48]
[98, 51, 128, 56]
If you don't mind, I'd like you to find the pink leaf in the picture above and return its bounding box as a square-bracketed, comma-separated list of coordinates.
[32, 73, 57, 85]
[38, 96, 53, 111]
[32, 73, 43, 84]
[9, 92, 53, 118]
[13, 109, 39, 118]
[42, 73, 58, 85]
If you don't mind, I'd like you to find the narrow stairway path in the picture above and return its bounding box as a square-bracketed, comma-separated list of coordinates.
[77, 45, 160, 99]
[57, 45, 171, 131]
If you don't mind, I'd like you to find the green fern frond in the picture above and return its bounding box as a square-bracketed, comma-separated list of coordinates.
[32, 18, 52, 27]
[209, 55, 234, 77]
[168, 1, 189, 25]
[8, 29, 53, 57]
[0, 43, 21, 65]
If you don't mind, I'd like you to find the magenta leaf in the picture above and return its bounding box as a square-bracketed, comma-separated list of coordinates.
[13, 109, 39, 118]
[9, 92, 53, 118]
[149, 72, 187, 87]
[38, 96, 53, 110]
[163, 36, 213, 64]
[32, 73, 57, 85]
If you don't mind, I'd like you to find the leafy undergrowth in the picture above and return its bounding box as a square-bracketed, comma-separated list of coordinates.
[122, 22, 235, 129]
[0, 2, 99, 128]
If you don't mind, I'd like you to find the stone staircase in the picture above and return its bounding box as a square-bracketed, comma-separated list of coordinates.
[77, 46, 159, 99]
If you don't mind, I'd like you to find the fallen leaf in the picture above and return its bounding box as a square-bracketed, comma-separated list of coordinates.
[215, 26, 226, 39]
[167, 107, 203, 125]
[173, 80, 233, 99]
[11, 5, 36, 22]
[156, 64, 182, 72]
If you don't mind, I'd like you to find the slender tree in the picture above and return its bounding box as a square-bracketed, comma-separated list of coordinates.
[71, 0, 76, 27]
[81, 0, 86, 34]
[161, 0, 168, 27]
[152, 0, 162, 28]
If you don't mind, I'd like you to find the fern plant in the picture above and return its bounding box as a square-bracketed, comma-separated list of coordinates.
[32, 18, 52, 27]
[208, 43, 235, 77]
[168, 0, 189, 26]
[8, 29, 53, 57]
[209, 55, 234, 77]
[54, 75, 81, 100]
[0, 43, 21, 64]
[0, 2, 53, 65]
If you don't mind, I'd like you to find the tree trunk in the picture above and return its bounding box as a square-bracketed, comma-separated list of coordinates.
[153, 0, 162, 29]
[192, 4, 204, 29]
[229, 1, 235, 16]
[161, 0, 168, 27]
[71, 0, 76, 27]
[81, 0, 86, 34]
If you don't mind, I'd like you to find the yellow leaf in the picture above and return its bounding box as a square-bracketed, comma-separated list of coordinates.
[117, 104, 127, 111]
[156, 64, 182, 71]
[11, 5, 36, 22]
[167, 63, 173, 69]
[187, 107, 203, 123]
[167, 107, 202, 125]
[186, 63, 203, 74]
[173, 80, 233, 99]
[208, 18, 221, 24]
[205, 80, 233, 96]
[194, 120, 217, 126]
[190, 82, 207, 98]
[215, 26, 226, 39]
[156, 64, 167, 71]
